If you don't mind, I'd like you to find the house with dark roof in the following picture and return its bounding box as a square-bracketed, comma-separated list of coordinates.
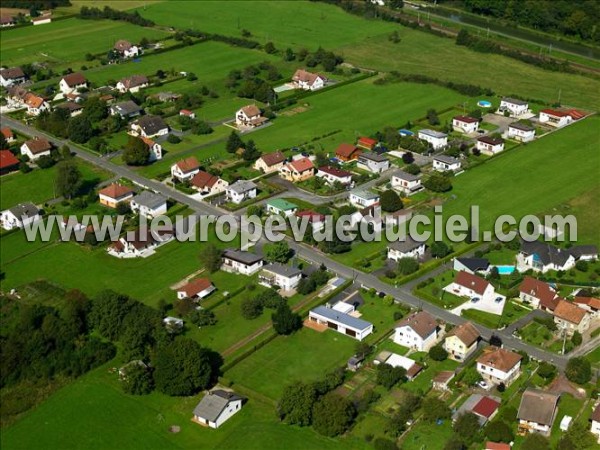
[98, 184, 134, 208]
[391, 170, 423, 195]
[387, 237, 426, 261]
[453, 257, 490, 275]
[0, 67, 26, 87]
[130, 191, 167, 218]
[357, 152, 389, 173]
[316, 165, 353, 186]
[335, 143, 361, 162]
[452, 115, 479, 134]
[444, 271, 496, 301]
[507, 122, 535, 142]
[393, 311, 439, 351]
[222, 249, 264, 275]
[225, 180, 257, 204]
[56, 101, 83, 117]
[517, 240, 586, 273]
[192, 390, 244, 429]
[114, 39, 140, 58]
[116, 75, 149, 93]
[476, 136, 505, 155]
[309, 305, 373, 341]
[433, 155, 462, 172]
[444, 321, 480, 361]
[0, 202, 41, 230]
[553, 299, 590, 335]
[176, 278, 215, 301]
[477, 346, 522, 386]
[517, 389, 560, 436]
[20, 137, 52, 161]
[59, 72, 87, 94]
[418, 129, 448, 150]
[110, 100, 142, 119]
[108, 227, 173, 257]
[259, 263, 302, 291]
[130, 115, 169, 138]
[171, 157, 200, 182]
[254, 150, 286, 173]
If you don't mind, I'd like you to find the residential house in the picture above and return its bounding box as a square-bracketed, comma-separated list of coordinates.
[254, 151, 286, 173]
[507, 122, 535, 142]
[259, 263, 302, 291]
[110, 100, 142, 119]
[32, 16, 52, 25]
[151, 92, 181, 103]
[308, 305, 373, 341]
[476, 136, 505, 155]
[499, 98, 529, 117]
[418, 129, 448, 150]
[573, 296, 600, 317]
[222, 249, 264, 275]
[444, 321, 480, 361]
[452, 115, 479, 134]
[0, 67, 26, 87]
[453, 257, 490, 275]
[292, 69, 326, 91]
[517, 389, 560, 436]
[235, 104, 267, 128]
[335, 143, 361, 162]
[171, 157, 200, 182]
[518, 276, 560, 311]
[0, 203, 41, 230]
[192, 390, 244, 429]
[130, 191, 168, 218]
[295, 210, 325, 232]
[316, 166, 353, 186]
[391, 170, 423, 195]
[130, 115, 169, 138]
[116, 75, 149, 93]
[5, 85, 28, 108]
[59, 72, 87, 94]
[176, 278, 216, 300]
[0, 150, 20, 175]
[377, 353, 423, 381]
[433, 155, 462, 172]
[279, 157, 315, 182]
[266, 198, 298, 216]
[1, 127, 15, 143]
[591, 404, 600, 443]
[387, 237, 426, 261]
[0, 16, 16, 28]
[114, 40, 140, 58]
[553, 299, 590, 335]
[20, 138, 52, 161]
[140, 136, 163, 162]
[539, 109, 572, 128]
[179, 109, 195, 119]
[225, 180, 257, 204]
[485, 443, 511, 450]
[517, 240, 578, 273]
[433, 371, 455, 392]
[476, 347, 522, 386]
[56, 101, 83, 117]
[393, 311, 438, 351]
[25, 92, 49, 116]
[453, 394, 501, 426]
[444, 271, 495, 301]
[98, 183, 134, 208]
[190, 170, 228, 196]
[568, 245, 598, 261]
[357, 152, 389, 173]
[349, 189, 379, 208]
[357, 137, 378, 151]
[109, 227, 173, 257]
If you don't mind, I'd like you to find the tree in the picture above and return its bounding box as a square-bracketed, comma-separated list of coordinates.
[404, 163, 420, 175]
[277, 382, 317, 425]
[122, 362, 154, 395]
[272, 304, 302, 335]
[537, 361, 557, 380]
[199, 243, 222, 273]
[397, 257, 419, 275]
[152, 337, 215, 396]
[522, 433, 550, 450]
[192, 120, 213, 135]
[422, 397, 451, 422]
[489, 335, 502, 347]
[571, 330, 582, 346]
[380, 190, 403, 212]
[424, 173, 452, 192]
[402, 151, 414, 164]
[167, 134, 181, 144]
[427, 109, 440, 126]
[376, 363, 406, 389]
[115, 202, 131, 215]
[453, 412, 480, 444]
[122, 136, 149, 166]
[56, 160, 82, 199]
[429, 344, 448, 361]
[36, 155, 55, 169]
[60, 145, 72, 160]
[297, 277, 317, 295]
[226, 131, 244, 153]
[575, 260, 588, 272]
[283, 48, 295, 61]
[241, 296, 263, 319]
[264, 41, 276, 54]
[558, 421, 597, 450]
[68, 116, 94, 143]
[431, 241, 452, 258]
[242, 139, 261, 161]
[485, 420, 513, 443]
[565, 357, 591, 384]
[264, 242, 291, 263]
[186, 72, 197, 81]
[488, 266, 500, 280]
[443, 437, 466, 450]
[311, 392, 356, 437]
[89, 290, 133, 340]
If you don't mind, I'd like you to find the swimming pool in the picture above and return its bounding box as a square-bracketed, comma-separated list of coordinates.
[493, 265, 516, 275]
[478, 100, 492, 108]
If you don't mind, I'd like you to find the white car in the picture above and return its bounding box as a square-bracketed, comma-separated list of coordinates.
[477, 380, 490, 390]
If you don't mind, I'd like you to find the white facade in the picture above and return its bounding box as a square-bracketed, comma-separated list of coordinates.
[539, 110, 572, 128]
[222, 253, 263, 276]
[476, 138, 505, 155]
[433, 157, 461, 172]
[349, 191, 379, 208]
[418, 130, 447, 150]
[391, 173, 422, 195]
[499, 99, 529, 117]
[387, 243, 426, 261]
[225, 183, 257, 204]
[477, 360, 521, 385]
[259, 268, 302, 291]
[0, 208, 41, 230]
[59, 78, 87, 95]
[130, 198, 167, 218]
[393, 324, 437, 351]
[20, 142, 51, 161]
[591, 410, 600, 443]
[316, 168, 352, 186]
[171, 164, 200, 182]
[507, 125, 535, 142]
[452, 117, 479, 134]
[309, 306, 373, 341]
[444, 280, 495, 301]
[357, 154, 389, 173]
[193, 395, 243, 429]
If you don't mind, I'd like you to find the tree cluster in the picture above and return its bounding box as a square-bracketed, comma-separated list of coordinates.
[79, 6, 155, 27]
[297, 266, 331, 295]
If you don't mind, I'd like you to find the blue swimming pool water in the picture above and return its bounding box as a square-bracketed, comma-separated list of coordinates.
[478, 100, 492, 108]
[494, 265, 516, 275]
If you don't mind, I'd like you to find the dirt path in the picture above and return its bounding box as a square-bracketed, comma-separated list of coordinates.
[169, 268, 206, 290]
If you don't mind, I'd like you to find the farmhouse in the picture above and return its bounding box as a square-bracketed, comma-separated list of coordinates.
[335, 143, 361, 162]
[387, 237, 426, 261]
[130, 115, 169, 138]
[444, 321, 480, 361]
[114, 40, 140, 58]
[259, 263, 302, 291]
[190, 170, 228, 196]
[517, 240, 578, 273]
[507, 122, 535, 142]
[391, 170, 423, 195]
[140, 136, 163, 162]
[499, 98, 529, 117]
[176, 278, 215, 300]
[357, 152, 389, 173]
[539, 109, 572, 128]
[254, 151, 286, 173]
[295, 210, 325, 231]
[0, 67, 26, 87]
[222, 249, 264, 275]
[476, 136, 505, 155]
[553, 299, 590, 335]
[192, 390, 244, 429]
[308, 305, 373, 341]
[0, 203, 41, 230]
[20, 137, 52, 161]
[279, 157, 315, 182]
[452, 115, 479, 134]
[0, 150, 20, 175]
[266, 198, 298, 216]
[376, 352, 423, 381]
[292, 69, 326, 91]
[349, 189, 379, 208]
[517, 389, 560, 436]
[453, 257, 490, 275]
[130, 191, 168, 218]
[171, 157, 200, 182]
[592, 404, 600, 443]
[418, 129, 447, 150]
[59, 73, 87, 94]
[116, 75, 149, 93]
[357, 137, 378, 151]
[393, 311, 438, 351]
[316, 166, 353, 186]
[433, 155, 462, 172]
[476, 347, 522, 386]
[235, 104, 267, 128]
[110, 100, 142, 118]
[453, 394, 501, 426]
[225, 180, 257, 204]
[56, 101, 83, 117]
[1, 127, 15, 143]
[444, 271, 495, 301]
[573, 296, 600, 317]
[518, 276, 560, 311]
[98, 184, 134, 208]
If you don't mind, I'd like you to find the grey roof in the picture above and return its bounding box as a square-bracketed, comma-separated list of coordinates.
[509, 122, 534, 132]
[456, 257, 490, 272]
[310, 305, 373, 331]
[193, 390, 243, 422]
[434, 155, 460, 165]
[328, 290, 365, 309]
[520, 240, 573, 266]
[111, 100, 141, 116]
[393, 170, 420, 182]
[223, 249, 263, 265]
[359, 152, 388, 163]
[9, 202, 39, 218]
[502, 97, 528, 106]
[227, 180, 257, 194]
[351, 189, 379, 200]
[419, 129, 447, 139]
[262, 263, 302, 278]
[568, 245, 598, 259]
[56, 101, 83, 112]
[388, 237, 426, 253]
[517, 389, 559, 426]
[132, 191, 167, 209]
[135, 115, 168, 135]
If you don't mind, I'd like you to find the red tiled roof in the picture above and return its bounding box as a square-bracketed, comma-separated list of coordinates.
[240, 104, 261, 117]
[24, 93, 45, 109]
[454, 115, 479, 124]
[592, 404, 600, 422]
[357, 136, 377, 147]
[540, 109, 570, 118]
[191, 170, 219, 189]
[335, 143, 359, 158]
[179, 278, 213, 297]
[62, 72, 87, 87]
[477, 347, 522, 373]
[292, 69, 323, 85]
[573, 296, 600, 311]
[554, 300, 587, 325]
[24, 138, 51, 154]
[296, 210, 325, 223]
[318, 165, 352, 178]
[0, 150, 19, 170]
[519, 276, 559, 311]
[1, 127, 13, 140]
[99, 183, 134, 200]
[259, 151, 286, 167]
[486, 442, 511, 450]
[455, 271, 490, 296]
[176, 157, 200, 173]
[180, 109, 193, 115]
[140, 136, 156, 147]
[472, 396, 500, 419]
[566, 109, 585, 120]
[448, 321, 480, 347]
[289, 157, 314, 172]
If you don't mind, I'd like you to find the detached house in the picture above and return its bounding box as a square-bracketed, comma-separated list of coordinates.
[444, 271, 495, 301]
[349, 189, 379, 208]
[476, 136, 505, 155]
[393, 311, 438, 351]
[225, 180, 257, 204]
[433, 155, 461, 172]
[56, 101, 83, 117]
[222, 249, 263, 275]
[20, 138, 52, 161]
[387, 237, 426, 261]
[476, 347, 522, 386]
[254, 151, 286, 173]
[507, 122, 535, 142]
[130, 115, 169, 138]
[279, 157, 315, 182]
[0, 150, 20, 175]
[335, 143, 361, 162]
[0, 203, 41, 230]
[140, 136, 163, 162]
[391, 170, 423, 195]
[357, 152, 389, 173]
[0, 67, 26, 87]
[20, 91, 50, 116]
[444, 321, 480, 361]
[452, 115, 479, 134]
[517, 240, 577, 273]
[309, 305, 373, 341]
[192, 390, 244, 429]
[295, 210, 325, 232]
[110, 100, 142, 119]
[171, 157, 200, 182]
[518, 276, 560, 311]
[1, 127, 15, 143]
[453, 257, 490, 275]
[114, 39, 140, 58]
[573, 296, 600, 317]
[316, 166, 353, 186]
[98, 183, 134, 208]
[266, 198, 298, 217]
[235, 104, 267, 128]
[292, 69, 326, 91]
[553, 300, 590, 335]
[499, 98, 529, 117]
[418, 129, 447, 150]
[539, 109, 572, 128]
[357, 137, 378, 151]
[177, 278, 215, 301]
[130, 191, 168, 218]
[109, 227, 173, 257]
[259, 263, 302, 291]
[190, 170, 228, 196]
[517, 389, 560, 436]
[116, 75, 149, 93]
[59, 72, 87, 94]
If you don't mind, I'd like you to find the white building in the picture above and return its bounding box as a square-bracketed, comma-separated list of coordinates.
[222, 249, 263, 275]
[265, 199, 298, 217]
[393, 311, 438, 351]
[477, 347, 522, 386]
[259, 263, 302, 291]
[507, 123, 535, 142]
[476, 136, 505, 155]
[418, 129, 448, 150]
[309, 305, 373, 341]
[20, 138, 52, 161]
[292, 69, 326, 91]
[391, 170, 423, 195]
[235, 104, 267, 128]
[176, 278, 216, 300]
[171, 157, 200, 182]
[130, 115, 169, 139]
[517, 241, 578, 273]
[140, 137, 163, 162]
[130, 191, 168, 218]
[116, 75, 149, 93]
[0, 67, 26, 87]
[349, 189, 379, 208]
[444, 271, 496, 301]
[114, 40, 140, 58]
[316, 166, 353, 186]
[591, 404, 600, 443]
[0, 203, 41, 230]
[225, 180, 257, 204]
[498, 98, 529, 117]
[433, 155, 461, 172]
[59, 73, 87, 94]
[357, 152, 390, 173]
[517, 389, 559, 436]
[192, 390, 244, 429]
[452, 116, 479, 134]
[387, 238, 426, 261]
[539, 109, 572, 128]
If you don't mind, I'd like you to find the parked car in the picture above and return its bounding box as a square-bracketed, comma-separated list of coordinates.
[477, 380, 490, 390]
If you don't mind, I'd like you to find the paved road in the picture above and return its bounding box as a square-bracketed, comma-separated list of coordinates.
[1, 116, 571, 370]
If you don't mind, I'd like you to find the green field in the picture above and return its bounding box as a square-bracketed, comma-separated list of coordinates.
[0, 18, 168, 67]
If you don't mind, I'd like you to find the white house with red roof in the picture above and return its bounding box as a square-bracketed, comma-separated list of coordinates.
[1, 127, 15, 143]
[59, 73, 88, 94]
[139, 136, 163, 162]
[452, 115, 479, 134]
[539, 109, 572, 128]
[477, 346, 522, 386]
[279, 157, 315, 182]
[573, 296, 600, 318]
[177, 278, 216, 300]
[114, 40, 140, 58]
[171, 157, 200, 182]
[235, 104, 267, 128]
[316, 166, 353, 186]
[20, 137, 52, 161]
[98, 183, 134, 208]
[444, 271, 496, 301]
[190, 170, 228, 196]
[295, 210, 325, 231]
[476, 136, 505, 155]
[179, 109, 196, 119]
[292, 69, 326, 91]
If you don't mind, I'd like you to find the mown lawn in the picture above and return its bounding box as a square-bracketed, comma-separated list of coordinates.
[399, 418, 454, 450]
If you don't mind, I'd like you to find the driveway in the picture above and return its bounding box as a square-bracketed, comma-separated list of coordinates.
[451, 293, 506, 316]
